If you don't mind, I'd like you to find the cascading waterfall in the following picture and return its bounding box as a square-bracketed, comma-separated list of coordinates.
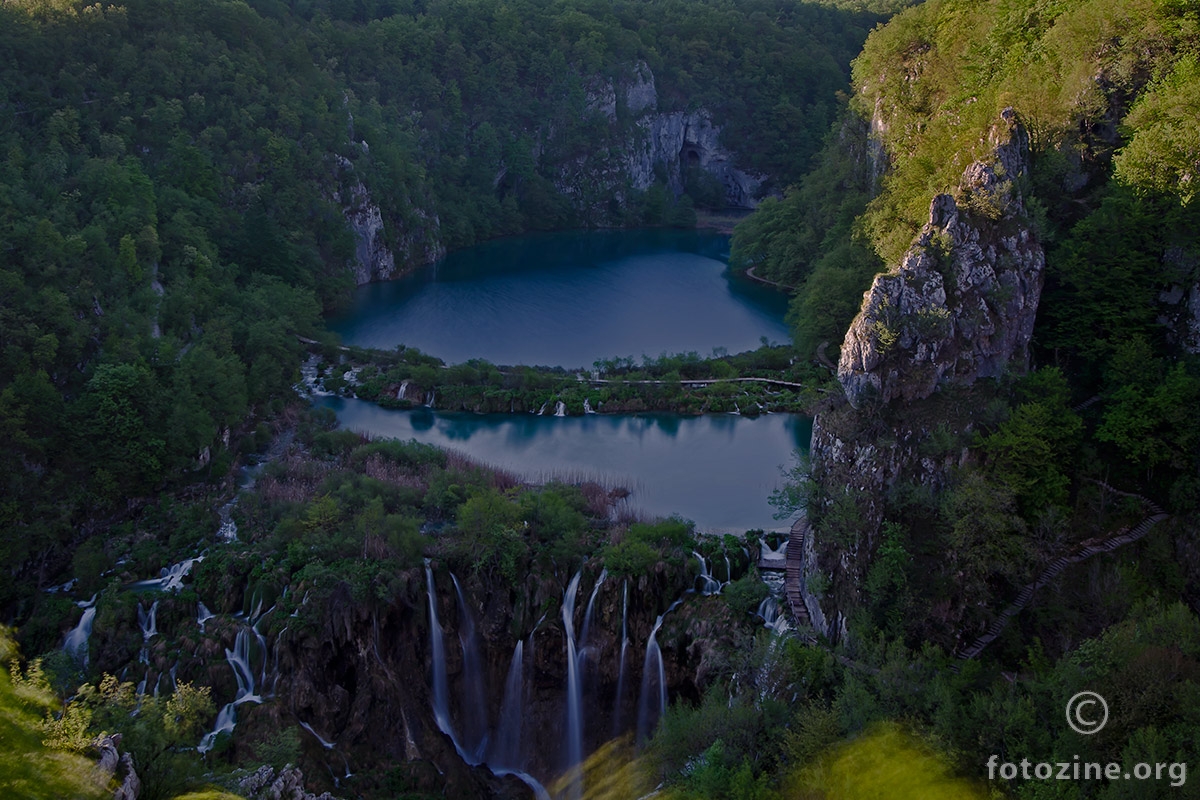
[561, 571, 584, 800]
[134, 556, 204, 592]
[693, 552, 721, 595]
[582, 398, 596, 414]
[636, 598, 683, 745]
[397, 379, 410, 401]
[198, 627, 263, 753]
[612, 580, 629, 737]
[537, 401, 548, 416]
[490, 640, 524, 769]
[197, 602, 215, 632]
[138, 600, 159, 663]
[724, 553, 733, 584]
[63, 596, 97, 668]
[554, 400, 566, 417]
[451, 574, 489, 761]
[756, 597, 780, 629]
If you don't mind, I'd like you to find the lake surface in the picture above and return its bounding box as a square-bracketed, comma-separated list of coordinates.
[316, 396, 812, 533]
[328, 228, 791, 367]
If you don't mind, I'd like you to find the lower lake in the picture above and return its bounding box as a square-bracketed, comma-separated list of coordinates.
[315, 396, 812, 533]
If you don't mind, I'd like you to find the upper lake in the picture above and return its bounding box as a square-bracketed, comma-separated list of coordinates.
[328, 228, 791, 367]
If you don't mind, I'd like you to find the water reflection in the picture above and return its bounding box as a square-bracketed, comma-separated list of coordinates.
[327, 229, 790, 368]
[317, 397, 812, 532]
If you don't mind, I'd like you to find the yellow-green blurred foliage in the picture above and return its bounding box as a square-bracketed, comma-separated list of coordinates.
[0, 628, 109, 799]
[785, 722, 996, 800]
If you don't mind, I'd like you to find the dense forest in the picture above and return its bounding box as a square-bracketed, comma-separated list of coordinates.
[3, 0, 1200, 798]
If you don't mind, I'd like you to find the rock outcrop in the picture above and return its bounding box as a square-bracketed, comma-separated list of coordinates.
[236, 765, 338, 800]
[335, 155, 445, 286]
[838, 108, 1044, 408]
[803, 109, 1043, 642]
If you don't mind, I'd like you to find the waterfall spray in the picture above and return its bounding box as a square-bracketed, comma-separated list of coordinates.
[561, 571, 584, 800]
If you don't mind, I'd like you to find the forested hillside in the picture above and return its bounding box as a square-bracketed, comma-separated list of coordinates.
[0, 0, 882, 618]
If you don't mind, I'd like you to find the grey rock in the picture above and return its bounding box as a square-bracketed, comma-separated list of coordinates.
[838, 108, 1044, 408]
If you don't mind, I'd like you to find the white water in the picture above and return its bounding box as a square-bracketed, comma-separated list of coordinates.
[554, 400, 566, 417]
[133, 556, 204, 592]
[198, 627, 263, 753]
[451, 574, 489, 761]
[197, 602, 215, 632]
[424, 564, 458, 749]
[760, 537, 788, 560]
[491, 640, 524, 769]
[561, 571, 584, 800]
[582, 398, 596, 414]
[537, 401, 548, 416]
[300, 720, 336, 750]
[612, 580, 629, 737]
[397, 379, 410, 401]
[636, 598, 683, 745]
[693, 552, 721, 596]
[63, 602, 96, 667]
[756, 597, 780, 629]
[138, 600, 159, 664]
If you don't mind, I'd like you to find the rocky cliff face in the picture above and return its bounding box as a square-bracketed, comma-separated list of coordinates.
[335, 155, 445, 286]
[563, 62, 764, 211]
[838, 109, 1043, 409]
[803, 109, 1043, 641]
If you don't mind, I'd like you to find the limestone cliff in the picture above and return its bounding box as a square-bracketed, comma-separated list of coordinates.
[335, 155, 445, 286]
[838, 109, 1043, 409]
[802, 109, 1043, 641]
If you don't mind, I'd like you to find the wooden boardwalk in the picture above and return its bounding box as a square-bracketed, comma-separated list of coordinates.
[955, 482, 1168, 661]
[786, 517, 813, 630]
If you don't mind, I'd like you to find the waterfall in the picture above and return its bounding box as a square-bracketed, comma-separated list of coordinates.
[197, 602, 215, 632]
[612, 580, 629, 737]
[561, 571, 584, 800]
[63, 598, 97, 668]
[760, 537, 787, 560]
[198, 627, 263, 753]
[579, 568, 608, 652]
[636, 598, 683, 745]
[724, 553, 733, 584]
[693, 552, 720, 595]
[554, 400, 566, 417]
[217, 502, 239, 542]
[397, 379, 410, 401]
[139, 600, 158, 641]
[425, 390, 435, 407]
[451, 574, 489, 761]
[582, 397, 596, 414]
[138, 600, 159, 664]
[490, 641, 524, 769]
[133, 556, 204, 592]
[300, 720, 336, 750]
[537, 401, 548, 416]
[756, 597, 780, 629]
[424, 564, 455, 743]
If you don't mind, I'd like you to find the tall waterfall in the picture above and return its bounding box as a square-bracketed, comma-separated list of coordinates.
[452, 574, 489, 761]
[491, 640, 524, 769]
[561, 571, 584, 800]
[612, 580, 629, 736]
[636, 598, 683, 745]
[198, 627, 263, 753]
[63, 598, 97, 668]
[424, 563, 455, 743]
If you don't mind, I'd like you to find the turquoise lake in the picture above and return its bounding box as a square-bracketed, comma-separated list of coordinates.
[323, 228, 808, 531]
[327, 228, 792, 368]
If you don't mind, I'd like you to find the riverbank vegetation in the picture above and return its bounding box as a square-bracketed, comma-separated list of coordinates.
[318, 342, 830, 416]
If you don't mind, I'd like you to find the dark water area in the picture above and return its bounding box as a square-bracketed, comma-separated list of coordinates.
[315, 396, 812, 533]
[327, 228, 791, 368]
